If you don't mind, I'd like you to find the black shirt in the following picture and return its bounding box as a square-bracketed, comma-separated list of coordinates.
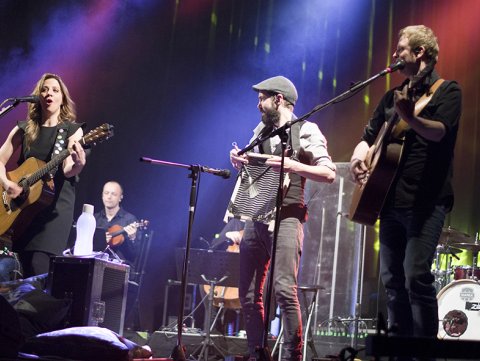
[93, 207, 138, 265]
[361, 70, 462, 211]
[15, 121, 83, 254]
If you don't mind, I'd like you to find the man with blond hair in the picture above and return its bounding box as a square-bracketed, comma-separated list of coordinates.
[350, 25, 462, 344]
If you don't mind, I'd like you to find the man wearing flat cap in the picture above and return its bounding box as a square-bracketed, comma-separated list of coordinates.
[230, 75, 336, 361]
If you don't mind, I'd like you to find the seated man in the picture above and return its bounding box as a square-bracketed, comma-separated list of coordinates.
[93, 181, 142, 329]
[93, 181, 139, 265]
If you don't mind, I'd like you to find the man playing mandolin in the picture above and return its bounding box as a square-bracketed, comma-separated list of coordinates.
[350, 25, 462, 343]
[93, 180, 139, 265]
[94, 180, 144, 329]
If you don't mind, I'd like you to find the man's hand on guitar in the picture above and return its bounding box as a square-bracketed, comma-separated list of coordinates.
[3, 179, 23, 199]
[350, 158, 369, 185]
[394, 87, 415, 122]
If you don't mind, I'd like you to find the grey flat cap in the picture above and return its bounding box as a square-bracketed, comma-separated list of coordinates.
[252, 75, 298, 105]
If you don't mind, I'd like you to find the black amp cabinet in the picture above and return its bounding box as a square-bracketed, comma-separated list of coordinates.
[46, 256, 129, 334]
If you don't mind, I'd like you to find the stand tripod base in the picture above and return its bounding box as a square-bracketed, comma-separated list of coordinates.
[235, 347, 274, 361]
[191, 338, 226, 361]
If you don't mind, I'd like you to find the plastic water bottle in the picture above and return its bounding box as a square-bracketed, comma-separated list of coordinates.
[73, 204, 96, 256]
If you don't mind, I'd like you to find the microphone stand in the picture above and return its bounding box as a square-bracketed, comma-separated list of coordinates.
[140, 156, 229, 361]
[236, 61, 402, 360]
[0, 98, 22, 119]
[237, 61, 403, 157]
[263, 128, 289, 361]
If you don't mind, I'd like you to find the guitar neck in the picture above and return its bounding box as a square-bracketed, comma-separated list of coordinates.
[373, 113, 400, 149]
[21, 148, 71, 188]
[20, 136, 90, 188]
[109, 221, 147, 238]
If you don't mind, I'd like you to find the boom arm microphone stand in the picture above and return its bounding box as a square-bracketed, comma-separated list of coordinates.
[237, 60, 405, 157]
[236, 59, 405, 360]
[0, 98, 31, 119]
[140, 157, 230, 361]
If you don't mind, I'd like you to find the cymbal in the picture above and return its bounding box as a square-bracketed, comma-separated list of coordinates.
[436, 245, 462, 255]
[439, 227, 472, 244]
[451, 242, 480, 253]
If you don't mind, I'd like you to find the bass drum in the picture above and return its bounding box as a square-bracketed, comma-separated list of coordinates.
[437, 279, 480, 340]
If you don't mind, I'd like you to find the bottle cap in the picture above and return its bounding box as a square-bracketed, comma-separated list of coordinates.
[82, 204, 94, 214]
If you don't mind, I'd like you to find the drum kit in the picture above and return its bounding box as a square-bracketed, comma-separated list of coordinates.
[434, 227, 480, 340]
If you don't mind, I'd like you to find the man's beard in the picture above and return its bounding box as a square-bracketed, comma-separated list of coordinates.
[261, 107, 280, 127]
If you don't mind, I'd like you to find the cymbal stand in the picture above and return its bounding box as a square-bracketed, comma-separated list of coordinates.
[433, 246, 455, 292]
[471, 232, 479, 281]
[191, 274, 228, 361]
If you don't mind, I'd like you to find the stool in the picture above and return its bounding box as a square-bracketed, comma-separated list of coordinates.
[271, 285, 324, 361]
[298, 285, 324, 361]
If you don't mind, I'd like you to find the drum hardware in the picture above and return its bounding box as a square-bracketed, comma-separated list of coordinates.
[433, 229, 474, 291]
[442, 310, 468, 337]
[452, 239, 480, 281]
[454, 266, 480, 281]
[439, 226, 472, 245]
[437, 279, 480, 340]
[437, 234, 480, 340]
[435, 245, 461, 255]
[451, 242, 480, 253]
[433, 244, 459, 292]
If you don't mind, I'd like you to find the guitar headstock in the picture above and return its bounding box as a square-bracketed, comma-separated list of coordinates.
[82, 123, 114, 148]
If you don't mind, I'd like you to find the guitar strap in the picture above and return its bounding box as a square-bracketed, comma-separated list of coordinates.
[393, 78, 445, 139]
[48, 123, 70, 178]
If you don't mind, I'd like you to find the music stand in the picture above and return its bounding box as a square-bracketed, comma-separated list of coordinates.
[175, 248, 240, 361]
[175, 248, 240, 288]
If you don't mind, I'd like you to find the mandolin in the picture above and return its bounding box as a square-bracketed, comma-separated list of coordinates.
[107, 219, 149, 246]
[0, 123, 114, 244]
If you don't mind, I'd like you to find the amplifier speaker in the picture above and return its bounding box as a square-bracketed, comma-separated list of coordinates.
[46, 256, 129, 334]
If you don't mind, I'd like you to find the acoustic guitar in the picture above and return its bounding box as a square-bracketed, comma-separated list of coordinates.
[203, 229, 243, 310]
[349, 66, 439, 226]
[0, 123, 114, 243]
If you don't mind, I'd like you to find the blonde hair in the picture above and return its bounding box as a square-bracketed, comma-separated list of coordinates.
[399, 25, 439, 62]
[24, 73, 77, 149]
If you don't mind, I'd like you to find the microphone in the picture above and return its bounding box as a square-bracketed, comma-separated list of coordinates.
[9, 95, 40, 103]
[200, 165, 231, 179]
[379, 59, 405, 76]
